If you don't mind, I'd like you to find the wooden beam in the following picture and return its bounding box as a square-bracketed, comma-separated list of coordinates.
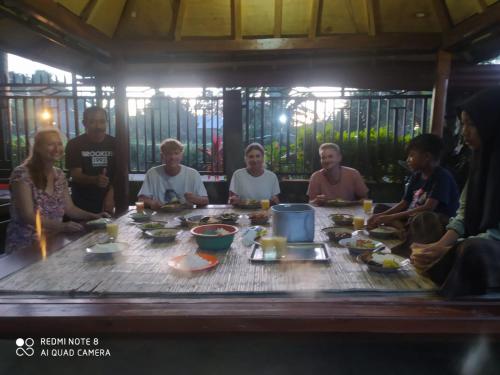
[113, 33, 442, 55]
[80, 0, 98, 22]
[112, 65, 130, 215]
[5, 0, 112, 50]
[233, 0, 242, 40]
[430, 50, 452, 137]
[308, 0, 320, 39]
[443, 1, 500, 50]
[2, 296, 500, 335]
[476, 0, 488, 13]
[365, 0, 377, 36]
[431, 0, 452, 32]
[174, 0, 187, 41]
[274, 0, 282, 38]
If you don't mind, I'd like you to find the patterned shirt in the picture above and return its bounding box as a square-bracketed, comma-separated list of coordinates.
[5, 166, 67, 253]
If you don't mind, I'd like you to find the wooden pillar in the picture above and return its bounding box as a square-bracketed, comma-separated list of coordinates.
[430, 50, 452, 137]
[0, 51, 11, 178]
[222, 89, 244, 183]
[113, 70, 129, 215]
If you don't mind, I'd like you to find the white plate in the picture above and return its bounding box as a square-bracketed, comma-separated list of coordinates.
[86, 242, 128, 254]
[338, 238, 383, 251]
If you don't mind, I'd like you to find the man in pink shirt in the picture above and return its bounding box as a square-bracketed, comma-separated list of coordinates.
[307, 143, 368, 205]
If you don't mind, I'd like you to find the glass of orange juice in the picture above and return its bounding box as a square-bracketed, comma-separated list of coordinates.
[106, 223, 119, 242]
[261, 199, 270, 210]
[135, 201, 145, 213]
[353, 216, 365, 230]
[363, 199, 373, 214]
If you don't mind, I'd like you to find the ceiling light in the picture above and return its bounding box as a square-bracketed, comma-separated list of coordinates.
[415, 12, 427, 18]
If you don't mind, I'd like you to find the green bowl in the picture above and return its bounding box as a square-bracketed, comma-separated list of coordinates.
[190, 224, 238, 251]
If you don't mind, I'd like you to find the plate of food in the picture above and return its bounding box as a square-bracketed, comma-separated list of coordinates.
[329, 213, 354, 227]
[358, 252, 409, 273]
[215, 212, 240, 225]
[86, 241, 128, 254]
[235, 199, 262, 209]
[368, 225, 401, 239]
[144, 228, 179, 242]
[138, 222, 166, 232]
[338, 238, 383, 256]
[325, 199, 361, 207]
[177, 214, 220, 228]
[168, 252, 219, 272]
[85, 218, 112, 230]
[130, 212, 152, 222]
[321, 226, 353, 243]
[248, 211, 270, 225]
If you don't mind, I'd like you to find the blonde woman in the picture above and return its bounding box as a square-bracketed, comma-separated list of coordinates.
[5, 128, 108, 253]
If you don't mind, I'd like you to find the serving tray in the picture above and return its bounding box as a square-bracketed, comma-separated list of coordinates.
[250, 242, 330, 263]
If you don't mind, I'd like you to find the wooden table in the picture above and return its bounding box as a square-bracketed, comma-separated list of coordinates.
[1, 205, 500, 336]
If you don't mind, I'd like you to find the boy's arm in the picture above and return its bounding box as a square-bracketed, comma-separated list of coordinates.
[384, 197, 438, 221]
[377, 200, 409, 216]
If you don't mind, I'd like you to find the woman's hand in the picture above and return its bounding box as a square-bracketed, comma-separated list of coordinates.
[184, 192, 196, 203]
[148, 200, 163, 211]
[61, 221, 84, 232]
[229, 195, 241, 205]
[410, 242, 451, 270]
[95, 212, 111, 219]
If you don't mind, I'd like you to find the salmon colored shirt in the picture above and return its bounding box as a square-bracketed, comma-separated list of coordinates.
[307, 166, 369, 201]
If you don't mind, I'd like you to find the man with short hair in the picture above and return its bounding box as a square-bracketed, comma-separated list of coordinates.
[138, 138, 208, 210]
[65, 106, 116, 214]
[307, 142, 369, 205]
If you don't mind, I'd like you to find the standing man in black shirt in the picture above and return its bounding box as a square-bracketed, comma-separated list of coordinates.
[65, 106, 116, 214]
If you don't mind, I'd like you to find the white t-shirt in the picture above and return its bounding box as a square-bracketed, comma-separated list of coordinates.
[229, 168, 280, 200]
[138, 165, 208, 204]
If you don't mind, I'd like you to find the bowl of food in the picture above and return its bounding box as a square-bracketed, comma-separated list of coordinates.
[215, 212, 239, 225]
[248, 211, 270, 225]
[85, 218, 112, 230]
[321, 226, 353, 243]
[358, 252, 408, 273]
[145, 228, 179, 242]
[139, 222, 166, 232]
[329, 213, 354, 227]
[368, 225, 401, 239]
[130, 212, 151, 222]
[338, 238, 382, 256]
[190, 224, 238, 251]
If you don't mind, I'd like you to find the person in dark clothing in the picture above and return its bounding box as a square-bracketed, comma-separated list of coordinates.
[368, 133, 459, 228]
[411, 88, 500, 298]
[65, 107, 116, 214]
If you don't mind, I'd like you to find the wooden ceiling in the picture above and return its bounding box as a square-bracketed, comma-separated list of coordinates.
[1, 0, 500, 85]
[51, 0, 496, 38]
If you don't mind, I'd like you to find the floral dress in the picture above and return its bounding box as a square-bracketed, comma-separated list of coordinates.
[5, 166, 67, 253]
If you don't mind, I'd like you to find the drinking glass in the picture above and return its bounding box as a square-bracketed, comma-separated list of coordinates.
[363, 199, 373, 214]
[106, 223, 119, 242]
[353, 216, 365, 231]
[261, 200, 270, 210]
